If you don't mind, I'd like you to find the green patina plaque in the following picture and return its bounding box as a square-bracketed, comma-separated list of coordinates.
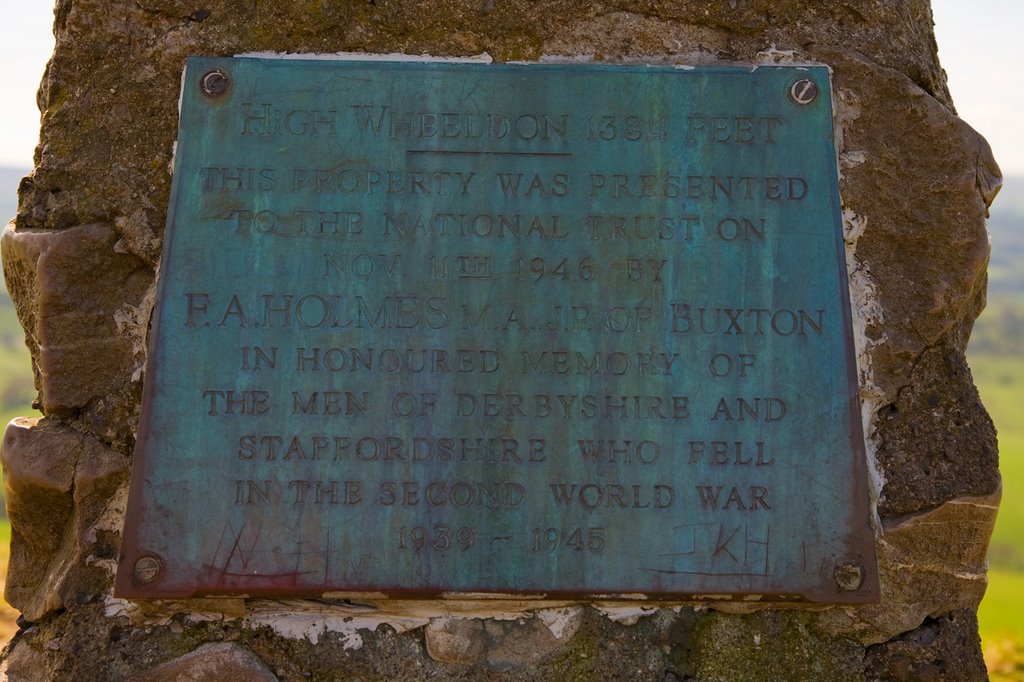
[116, 57, 878, 601]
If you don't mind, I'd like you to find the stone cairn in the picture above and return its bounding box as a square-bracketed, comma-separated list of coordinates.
[0, 1, 1001, 679]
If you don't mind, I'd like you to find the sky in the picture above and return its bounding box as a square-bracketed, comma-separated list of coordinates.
[0, 1, 1021, 175]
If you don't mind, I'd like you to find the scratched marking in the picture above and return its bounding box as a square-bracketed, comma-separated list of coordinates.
[205, 520, 323, 586]
[643, 523, 770, 577]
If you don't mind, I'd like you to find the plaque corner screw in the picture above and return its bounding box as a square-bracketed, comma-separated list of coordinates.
[201, 69, 229, 97]
[133, 555, 163, 584]
[789, 78, 818, 105]
[833, 561, 863, 592]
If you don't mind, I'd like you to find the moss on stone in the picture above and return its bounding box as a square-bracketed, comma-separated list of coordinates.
[548, 626, 600, 681]
[691, 610, 864, 682]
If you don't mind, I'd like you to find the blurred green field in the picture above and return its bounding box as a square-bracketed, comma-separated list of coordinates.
[982, 568, 1024, 635]
[984, 432, 1024, 570]
[971, 353, 1024, 680]
[0, 518, 13, 641]
[982, 568, 1024, 681]
[972, 356, 1024, 571]
[0, 304, 35, 433]
[972, 355, 1024, 434]
[965, 177, 1024, 678]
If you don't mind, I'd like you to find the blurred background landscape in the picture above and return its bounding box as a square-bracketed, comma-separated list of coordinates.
[0, 0, 1021, 678]
[965, 175, 1024, 681]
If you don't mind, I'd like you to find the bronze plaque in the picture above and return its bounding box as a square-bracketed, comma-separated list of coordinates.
[116, 57, 878, 602]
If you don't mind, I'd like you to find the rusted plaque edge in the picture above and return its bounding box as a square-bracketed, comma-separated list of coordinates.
[116, 57, 879, 603]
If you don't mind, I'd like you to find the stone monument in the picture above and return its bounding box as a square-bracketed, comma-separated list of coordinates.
[0, 1, 1001, 680]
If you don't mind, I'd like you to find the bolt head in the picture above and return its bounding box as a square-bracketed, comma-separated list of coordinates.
[133, 556, 163, 584]
[834, 562, 864, 592]
[789, 78, 818, 105]
[201, 69, 229, 97]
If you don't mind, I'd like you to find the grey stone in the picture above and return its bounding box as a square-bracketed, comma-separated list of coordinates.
[691, 611, 865, 682]
[1, 417, 128, 621]
[1, 221, 152, 447]
[865, 610, 987, 681]
[128, 642, 278, 682]
[424, 612, 583, 669]
[424, 618, 488, 665]
[815, 489, 1000, 645]
[0, 635, 50, 682]
[482, 616, 576, 670]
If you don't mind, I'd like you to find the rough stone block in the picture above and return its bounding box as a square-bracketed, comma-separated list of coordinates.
[874, 345, 999, 516]
[0, 632, 49, 682]
[821, 48, 999, 392]
[128, 642, 278, 682]
[808, 49, 1000, 518]
[864, 610, 987, 681]
[1, 417, 129, 621]
[1, 222, 151, 438]
[482, 616, 579, 670]
[692, 610, 865, 682]
[424, 618, 487, 665]
[816, 489, 1000, 645]
[425, 610, 582, 670]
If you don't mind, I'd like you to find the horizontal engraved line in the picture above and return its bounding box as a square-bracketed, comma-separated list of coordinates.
[639, 568, 770, 577]
[406, 149, 574, 157]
